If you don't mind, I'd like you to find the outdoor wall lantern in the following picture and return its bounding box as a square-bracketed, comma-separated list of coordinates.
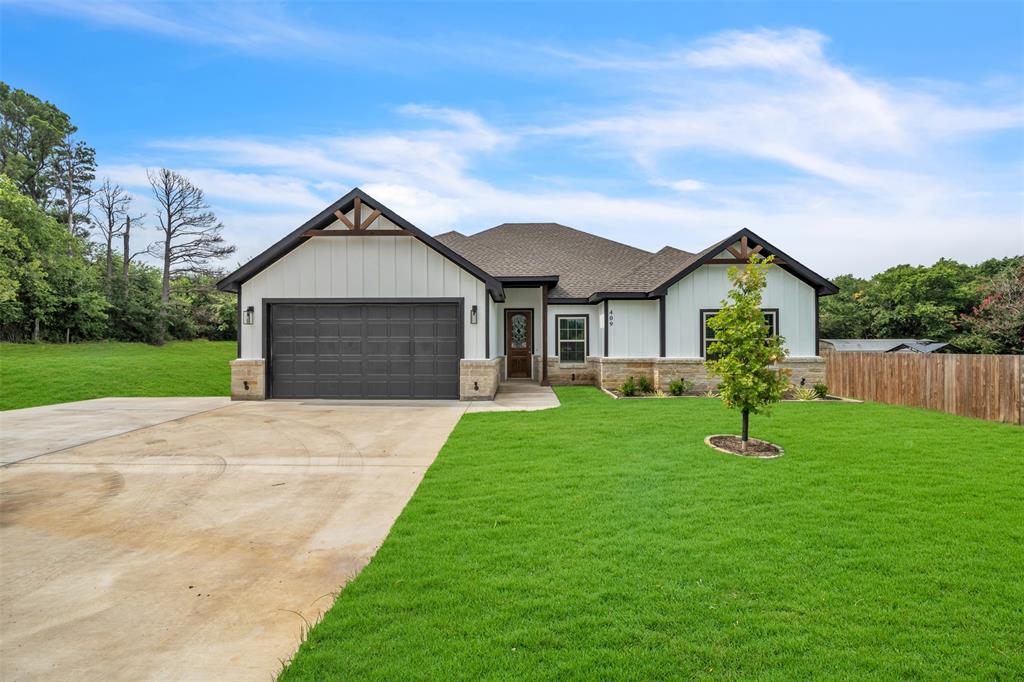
[470, 304, 478, 324]
[243, 306, 254, 325]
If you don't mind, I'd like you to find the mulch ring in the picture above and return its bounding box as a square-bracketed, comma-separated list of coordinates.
[704, 434, 784, 459]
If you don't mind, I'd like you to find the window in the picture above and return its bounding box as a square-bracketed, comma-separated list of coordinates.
[557, 316, 588, 363]
[701, 309, 778, 359]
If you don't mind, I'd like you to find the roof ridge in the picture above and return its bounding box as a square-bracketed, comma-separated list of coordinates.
[467, 222, 655, 256]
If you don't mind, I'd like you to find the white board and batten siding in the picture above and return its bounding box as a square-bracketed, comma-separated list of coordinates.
[605, 300, 660, 357]
[238, 227, 488, 360]
[665, 264, 817, 358]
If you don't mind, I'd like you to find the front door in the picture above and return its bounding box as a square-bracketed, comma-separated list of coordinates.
[505, 310, 533, 379]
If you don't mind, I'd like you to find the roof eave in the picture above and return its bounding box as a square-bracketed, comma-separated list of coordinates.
[650, 228, 838, 297]
[216, 187, 505, 300]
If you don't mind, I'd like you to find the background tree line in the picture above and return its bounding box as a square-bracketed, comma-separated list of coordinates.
[820, 256, 1024, 354]
[0, 82, 237, 343]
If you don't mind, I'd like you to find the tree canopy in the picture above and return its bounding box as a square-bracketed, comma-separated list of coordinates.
[0, 82, 237, 344]
[820, 256, 1023, 353]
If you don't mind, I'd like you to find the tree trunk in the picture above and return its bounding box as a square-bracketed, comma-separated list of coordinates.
[122, 216, 131, 283]
[32, 317, 40, 342]
[65, 328, 70, 344]
[65, 148, 74, 234]
[161, 240, 171, 304]
[741, 409, 750, 452]
[105, 235, 113, 283]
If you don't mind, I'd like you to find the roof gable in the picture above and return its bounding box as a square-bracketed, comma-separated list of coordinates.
[217, 188, 503, 298]
[650, 228, 839, 297]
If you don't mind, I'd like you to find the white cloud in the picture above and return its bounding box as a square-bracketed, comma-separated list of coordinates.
[8, 0, 333, 53]
[659, 179, 707, 193]
[91, 28, 1021, 277]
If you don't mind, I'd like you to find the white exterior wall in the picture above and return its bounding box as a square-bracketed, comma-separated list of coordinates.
[238, 233, 488, 359]
[606, 300, 660, 357]
[546, 304, 604, 359]
[665, 263, 817, 358]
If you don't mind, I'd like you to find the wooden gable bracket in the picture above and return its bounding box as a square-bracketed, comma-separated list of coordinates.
[710, 235, 785, 265]
[329, 197, 384, 231]
[304, 197, 409, 237]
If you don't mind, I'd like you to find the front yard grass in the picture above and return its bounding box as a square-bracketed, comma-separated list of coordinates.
[281, 387, 1024, 680]
[0, 340, 233, 410]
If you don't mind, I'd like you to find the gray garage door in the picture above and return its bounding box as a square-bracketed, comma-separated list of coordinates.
[268, 302, 461, 399]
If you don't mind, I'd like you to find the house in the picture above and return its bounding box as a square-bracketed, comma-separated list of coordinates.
[217, 188, 837, 400]
[819, 339, 963, 354]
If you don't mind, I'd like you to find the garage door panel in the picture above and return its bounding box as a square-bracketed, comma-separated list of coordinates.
[435, 340, 458, 356]
[389, 358, 411, 374]
[340, 321, 363, 337]
[389, 322, 411, 337]
[388, 340, 411, 355]
[269, 302, 460, 399]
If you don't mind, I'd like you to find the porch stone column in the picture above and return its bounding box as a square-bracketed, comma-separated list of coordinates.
[230, 359, 266, 400]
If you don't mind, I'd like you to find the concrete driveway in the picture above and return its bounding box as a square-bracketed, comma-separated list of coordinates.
[0, 399, 466, 681]
[0, 397, 232, 465]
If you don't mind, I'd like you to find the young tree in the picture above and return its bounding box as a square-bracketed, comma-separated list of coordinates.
[705, 254, 790, 450]
[50, 133, 96, 236]
[147, 168, 235, 306]
[91, 178, 129, 283]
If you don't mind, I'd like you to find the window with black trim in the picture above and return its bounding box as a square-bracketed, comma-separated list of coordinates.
[701, 309, 778, 359]
[557, 316, 588, 363]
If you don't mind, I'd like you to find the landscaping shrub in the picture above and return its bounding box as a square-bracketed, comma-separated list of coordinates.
[636, 376, 654, 393]
[669, 378, 693, 396]
[813, 383, 829, 399]
[792, 384, 818, 401]
[620, 376, 638, 396]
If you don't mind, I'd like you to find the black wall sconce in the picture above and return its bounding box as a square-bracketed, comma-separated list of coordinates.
[470, 304, 478, 324]
[243, 306, 254, 325]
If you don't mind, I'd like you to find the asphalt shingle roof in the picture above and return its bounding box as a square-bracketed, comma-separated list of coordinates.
[435, 223, 694, 299]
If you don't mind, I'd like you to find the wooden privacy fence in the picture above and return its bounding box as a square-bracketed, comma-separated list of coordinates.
[823, 351, 1023, 425]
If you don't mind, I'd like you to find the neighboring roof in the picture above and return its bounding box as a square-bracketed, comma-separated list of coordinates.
[216, 188, 504, 299]
[821, 339, 960, 353]
[892, 340, 964, 354]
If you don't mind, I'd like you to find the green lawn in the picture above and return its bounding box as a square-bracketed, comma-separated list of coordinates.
[281, 388, 1024, 680]
[0, 340, 234, 410]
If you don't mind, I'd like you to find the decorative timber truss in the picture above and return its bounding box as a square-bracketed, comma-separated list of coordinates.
[707, 234, 786, 265]
[302, 197, 412, 237]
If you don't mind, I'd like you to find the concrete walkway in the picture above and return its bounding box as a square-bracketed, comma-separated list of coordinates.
[0, 397, 231, 465]
[466, 381, 560, 413]
[0, 400, 464, 682]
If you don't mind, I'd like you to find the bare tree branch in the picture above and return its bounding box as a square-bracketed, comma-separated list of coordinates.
[91, 178, 129, 283]
[147, 168, 235, 307]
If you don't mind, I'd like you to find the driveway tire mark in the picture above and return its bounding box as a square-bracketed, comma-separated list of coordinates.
[1, 401, 238, 468]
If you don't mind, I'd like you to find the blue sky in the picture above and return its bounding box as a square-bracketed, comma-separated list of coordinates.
[2, 1, 1022, 276]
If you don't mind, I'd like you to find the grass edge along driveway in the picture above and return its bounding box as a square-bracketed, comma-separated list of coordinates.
[280, 387, 1024, 680]
[0, 340, 233, 410]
